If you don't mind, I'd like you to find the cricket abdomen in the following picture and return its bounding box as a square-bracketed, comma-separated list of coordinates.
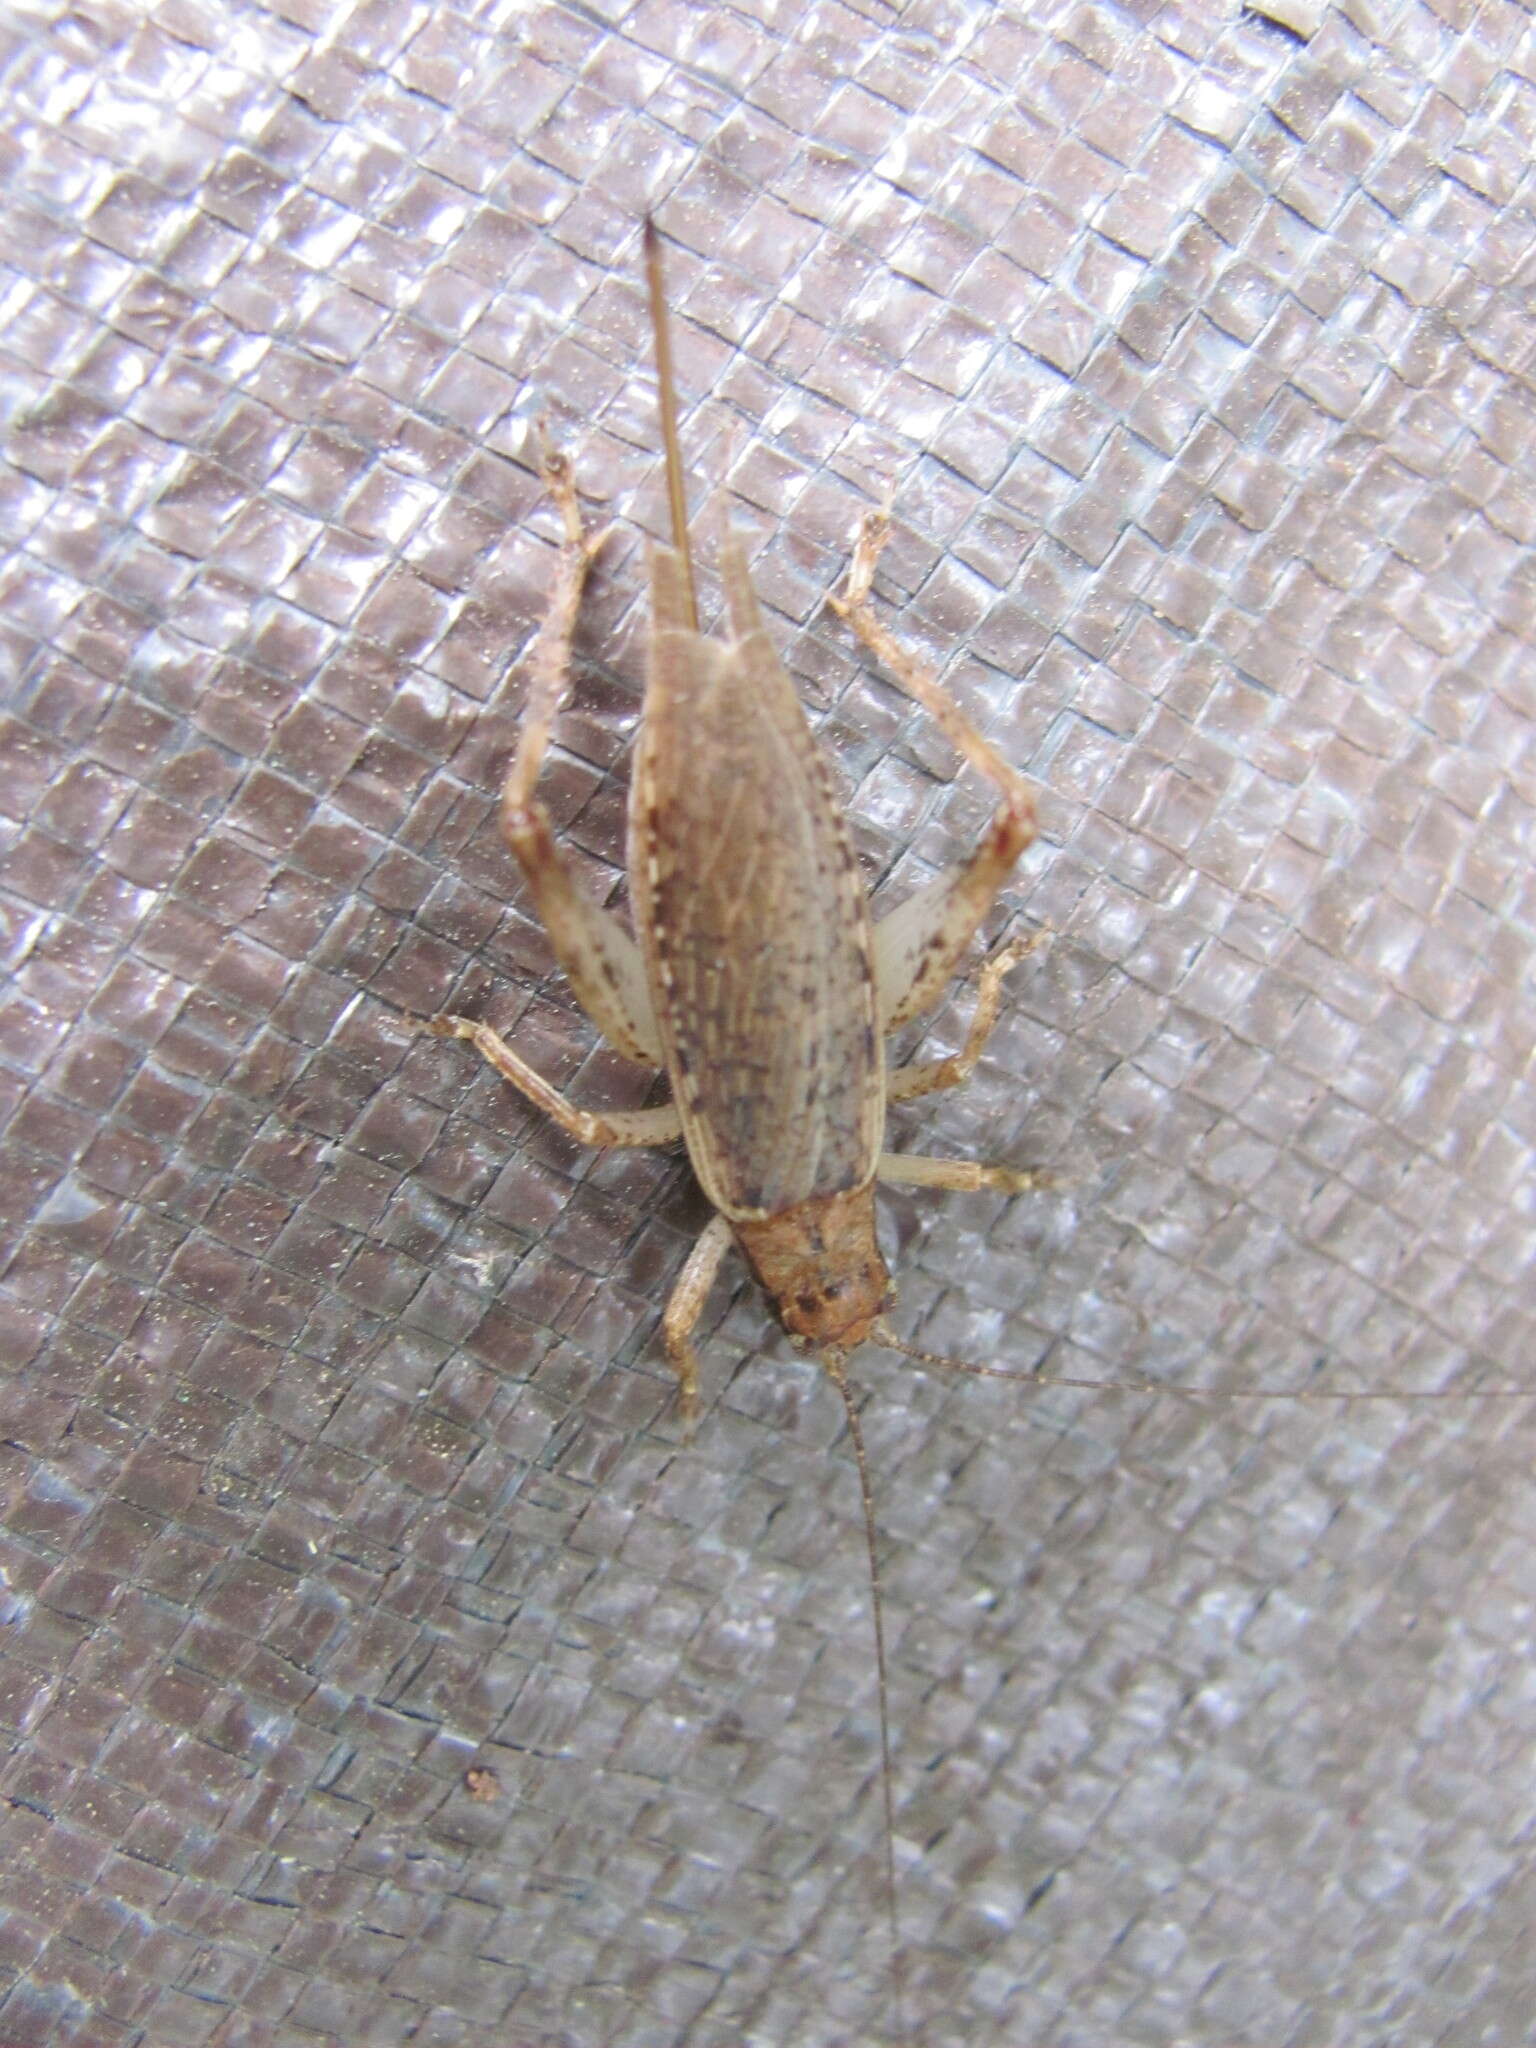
[733, 1185, 891, 1351]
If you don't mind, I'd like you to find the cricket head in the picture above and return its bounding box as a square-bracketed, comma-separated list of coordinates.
[732, 1187, 891, 1353]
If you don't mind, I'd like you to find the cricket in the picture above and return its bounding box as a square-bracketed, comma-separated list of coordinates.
[415, 219, 1526, 2015]
[419, 215, 1053, 1991]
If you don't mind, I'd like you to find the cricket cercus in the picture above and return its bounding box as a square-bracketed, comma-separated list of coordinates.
[421, 217, 1053, 1964]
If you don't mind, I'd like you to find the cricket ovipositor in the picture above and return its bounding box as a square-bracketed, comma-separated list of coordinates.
[415, 220, 1529, 2011]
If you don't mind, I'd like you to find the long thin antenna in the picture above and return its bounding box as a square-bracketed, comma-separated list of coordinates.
[643, 216, 697, 630]
[822, 1350, 906, 2032]
[871, 1324, 1534, 1400]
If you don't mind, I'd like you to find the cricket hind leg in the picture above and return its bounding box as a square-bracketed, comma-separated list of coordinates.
[494, 443, 666, 1069]
[420, 1014, 683, 1151]
[831, 503, 1037, 1036]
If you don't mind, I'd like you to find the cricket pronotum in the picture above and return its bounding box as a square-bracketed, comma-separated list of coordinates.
[417, 218, 1528, 2022]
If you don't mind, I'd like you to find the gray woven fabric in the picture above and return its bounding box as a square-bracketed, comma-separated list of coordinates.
[2, 3, 1533, 2044]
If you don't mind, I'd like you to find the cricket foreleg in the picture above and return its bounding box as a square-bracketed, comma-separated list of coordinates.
[886, 930, 1046, 1105]
[878, 1152, 1053, 1196]
[661, 1214, 735, 1433]
[833, 505, 1037, 1032]
[500, 447, 664, 1068]
[419, 1015, 683, 1149]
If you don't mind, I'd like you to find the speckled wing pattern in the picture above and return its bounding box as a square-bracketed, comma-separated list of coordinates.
[631, 534, 883, 1220]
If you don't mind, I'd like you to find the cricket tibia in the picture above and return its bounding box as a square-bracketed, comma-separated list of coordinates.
[643, 216, 697, 630]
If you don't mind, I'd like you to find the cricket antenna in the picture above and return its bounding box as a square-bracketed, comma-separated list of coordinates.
[643, 216, 698, 630]
[871, 1323, 1534, 1401]
[820, 1348, 907, 2032]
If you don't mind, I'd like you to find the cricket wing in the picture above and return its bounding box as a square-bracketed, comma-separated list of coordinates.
[632, 540, 882, 1219]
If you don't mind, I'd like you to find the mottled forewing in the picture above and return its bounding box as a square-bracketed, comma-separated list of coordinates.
[632, 546, 882, 1219]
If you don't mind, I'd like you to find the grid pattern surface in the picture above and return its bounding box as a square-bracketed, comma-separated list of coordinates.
[2, 2, 1534, 2045]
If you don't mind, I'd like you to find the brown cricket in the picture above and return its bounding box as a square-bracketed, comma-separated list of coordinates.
[417, 220, 1519, 2008]
[427, 230, 1048, 1407]
[421, 217, 1049, 1982]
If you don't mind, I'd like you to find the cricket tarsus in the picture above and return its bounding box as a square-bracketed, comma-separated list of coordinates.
[644, 216, 697, 628]
[502, 440, 609, 822]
